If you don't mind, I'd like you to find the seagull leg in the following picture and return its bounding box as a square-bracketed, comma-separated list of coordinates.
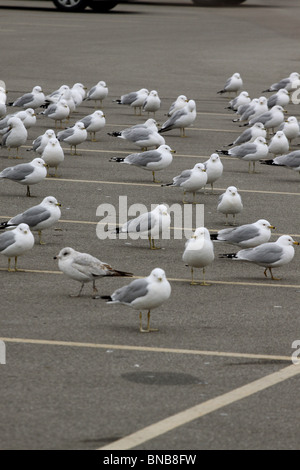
[225, 214, 229, 226]
[152, 171, 161, 184]
[150, 237, 161, 250]
[38, 230, 46, 245]
[7, 258, 12, 272]
[190, 267, 198, 285]
[182, 191, 189, 204]
[91, 280, 98, 298]
[269, 267, 281, 281]
[140, 311, 158, 333]
[14, 256, 24, 272]
[69, 282, 85, 297]
[26, 185, 31, 197]
[200, 268, 211, 286]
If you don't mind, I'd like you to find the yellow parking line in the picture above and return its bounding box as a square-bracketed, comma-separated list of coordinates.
[0, 336, 291, 362]
[0, 268, 298, 288]
[41, 178, 300, 196]
[98, 363, 300, 450]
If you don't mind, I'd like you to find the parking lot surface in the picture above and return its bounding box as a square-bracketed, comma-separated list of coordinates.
[0, 0, 299, 450]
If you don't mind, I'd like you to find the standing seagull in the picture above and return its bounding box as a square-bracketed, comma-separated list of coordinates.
[27, 129, 56, 154]
[0, 223, 35, 271]
[278, 116, 300, 145]
[217, 73, 243, 96]
[268, 131, 289, 157]
[183, 227, 214, 285]
[166, 95, 188, 117]
[217, 186, 243, 225]
[210, 219, 275, 248]
[41, 138, 64, 177]
[80, 110, 106, 142]
[57, 121, 87, 155]
[85, 81, 108, 107]
[260, 150, 300, 174]
[109, 144, 175, 183]
[226, 122, 266, 147]
[40, 99, 70, 129]
[219, 136, 269, 173]
[114, 88, 149, 115]
[54, 247, 133, 298]
[0, 157, 47, 196]
[159, 99, 196, 137]
[203, 153, 223, 193]
[9, 85, 45, 109]
[162, 163, 207, 204]
[101, 268, 171, 333]
[220, 235, 299, 280]
[0, 117, 28, 159]
[0, 196, 61, 245]
[142, 90, 161, 116]
[115, 204, 171, 250]
[262, 72, 300, 93]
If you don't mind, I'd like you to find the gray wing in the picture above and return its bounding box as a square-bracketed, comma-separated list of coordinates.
[218, 193, 224, 204]
[87, 86, 97, 99]
[122, 127, 151, 141]
[0, 163, 33, 181]
[1, 128, 12, 147]
[111, 278, 149, 304]
[57, 127, 74, 141]
[274, 151, 300, 167]
[251, 111, 272, 125]
[125, 150, 162, 167]
[32, 135, 42, 150]
[9, 205, 50, 228]
[271, 78, 289, 91]
[234, 128, 252, 145]
[162, 108, 186, 129]
[14, 93, 34, 107]
[0, 231, 16, 252]
[80, 115, 93, 128]
[124, 212, 153, 233]
[219, 225, 260, 244]
[44, 103, 58, 116]
[238, 243, 283, 264]
[230, 143, 257, 158]
[267, 95, 277, 108]
[173, 169, 192, 186]
[224, 77, 232, 90]
[121, 92, 138, 105]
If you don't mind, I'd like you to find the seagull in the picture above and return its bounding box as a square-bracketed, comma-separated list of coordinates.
[219, 136, 269, 173]
[182, 227, 214, 286]
[262, 72, 300, 93]
[57, 121, 87, 155]
[210, 219, 275, 248]
[41, 138, 64, 177]
[27, 129, 56, 154]
[227, 122, 266, 147]
[0, 223, 35, 271]
[268, 131, 289, 157]
[142, 90, 161, 116]
[0, 196, 61, 244]
[0, 117, 28, 159]
[166, 95, 188, 116]
[109, 144, 175, 183]
[108, 118, 158, 138]
[260, 150, 300, 174]
[232, 98, 259, 123]
[267, 89, 290, 109]
[203, 153, 223, 193]
[0, 109, 36, 134]
[217, 186, 243, 225]
[85, 81, 108, 107]
[217, 73, 243, 96]
[162, 163, 207, 203]
[40, 99, 70, 129]
[101, 268, 171, 333]
[159, 99, 196, 137]
[278, 116, 300, 144]
[226, 91, 250, 111]
[108, 123, 165, 150]
[114, 204, 171, 250]
[247, 105, 286, 135]
[70, 83, 87, 107]
[54, 247, 133, 298]
[114, 88, 149, 115]
[0, 157, 47, 196]
[220, 235, 299, 280]
[9, 85, 45, 109]
[80, 110, 106, 142]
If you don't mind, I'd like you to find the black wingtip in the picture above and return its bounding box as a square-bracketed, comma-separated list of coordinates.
[210, 234, 218, 241]
[260, 159, 275, 165]
[219, 253, 237, 259]
[100, 295, 112, 301]
[109, 157, 124, 163]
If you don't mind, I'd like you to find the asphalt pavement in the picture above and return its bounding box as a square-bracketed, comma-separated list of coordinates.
[0, 0, 300, 451]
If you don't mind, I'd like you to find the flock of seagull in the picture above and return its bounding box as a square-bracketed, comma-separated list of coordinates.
[0, 73, 299, 332]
